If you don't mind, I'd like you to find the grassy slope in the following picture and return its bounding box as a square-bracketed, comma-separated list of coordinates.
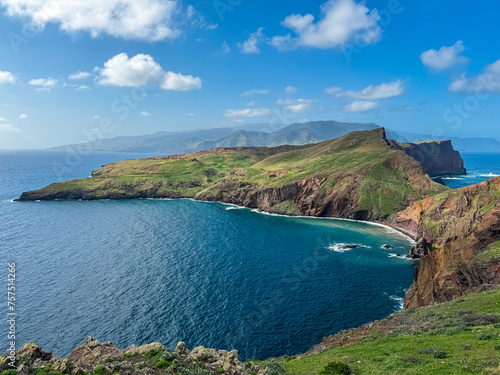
[19, 129, 447, 219]
[261, 290, 500, 375]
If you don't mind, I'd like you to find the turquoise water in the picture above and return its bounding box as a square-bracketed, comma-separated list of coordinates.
[0, 150, 419, 360]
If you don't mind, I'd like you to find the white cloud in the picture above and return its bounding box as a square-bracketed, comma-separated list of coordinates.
[69, 71, 91, 80]
[240, 89, 269, 96]
[285, 86, 298, 94]
[0, 0, 180, 41]
[96, 53, 202, 91]
[76, 85, 91, 91]
[0, 117, 6, 122]
[329, 80, 404, 100]
[344, 100, 378, 112]
[188, 113, 196, 117]
[224, 108, 271, 118]
[0, 124, 22, 133]
[28, 77, 59, 90]
[246, 101, 257, 107]
[140, 111, 151, 116]
[325, 87, 342, 95]
[238, 28, 265, 54]
[221, 41, 231, 54]
[276, 98, 315, 113]
[420, 40, 468, 70]
[187, 4, 218, 30]
[449, 59, 500, 94]
[271, 0, 381, 51]
[19, 113, 27, 119]
[0, 70, 16, 84]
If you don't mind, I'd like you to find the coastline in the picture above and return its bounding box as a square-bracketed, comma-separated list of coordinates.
[14, 194, 418, 244]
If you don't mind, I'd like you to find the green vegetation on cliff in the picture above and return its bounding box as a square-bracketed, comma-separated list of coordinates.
[17, 129, 447, 221]
[392, 176, 500, 308]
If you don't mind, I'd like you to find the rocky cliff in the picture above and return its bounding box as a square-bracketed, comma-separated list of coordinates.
[16, 129, 447, 222]
[389, 140, 466, 177]
[391, 177, 500, 308]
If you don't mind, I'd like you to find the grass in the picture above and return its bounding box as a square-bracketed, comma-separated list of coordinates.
[474, 241, 500, 262]
[259, 289, 500, 375]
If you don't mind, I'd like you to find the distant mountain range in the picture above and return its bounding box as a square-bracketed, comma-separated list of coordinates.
[48, 121, 500, 154]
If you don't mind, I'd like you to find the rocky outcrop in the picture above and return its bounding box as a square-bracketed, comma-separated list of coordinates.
[3, 339, 272, 375]
[389, 139, 466, 177]
[390, 177, 500, 308]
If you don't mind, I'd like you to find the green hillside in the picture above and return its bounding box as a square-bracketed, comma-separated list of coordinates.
[17, 129, 447, 220]
[258, 289, 500, 375]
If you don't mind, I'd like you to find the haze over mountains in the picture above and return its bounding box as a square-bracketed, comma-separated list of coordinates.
[49, 121, 500, 154]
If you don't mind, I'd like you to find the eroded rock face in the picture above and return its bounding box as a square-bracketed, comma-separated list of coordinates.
[391, 177, 500, 308]
[389, 140, 466, 177]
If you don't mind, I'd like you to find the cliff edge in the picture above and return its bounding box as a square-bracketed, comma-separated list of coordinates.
[389, 139, 466, 177]
[391, 177, 500, 308]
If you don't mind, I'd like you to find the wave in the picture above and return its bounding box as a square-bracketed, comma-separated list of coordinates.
[387, 294, 405, 311]
[442, 173, 499, 180]
[226, 206, 243, 211]
[176, 198, 416, 243]
[388, 253, 413, 261]
[328, 243, 370, 253]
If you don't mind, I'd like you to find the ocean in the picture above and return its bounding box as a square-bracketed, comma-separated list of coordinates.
[441, 153, 500, 189]
[1, 150, 495, 360]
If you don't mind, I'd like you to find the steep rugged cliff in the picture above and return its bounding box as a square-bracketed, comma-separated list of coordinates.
[16, 128, 447, 221]
[389, 140, 466, 177]
[391, 177, 500, 308]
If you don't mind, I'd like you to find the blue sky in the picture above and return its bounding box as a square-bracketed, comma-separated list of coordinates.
[0, 0, 499, 149]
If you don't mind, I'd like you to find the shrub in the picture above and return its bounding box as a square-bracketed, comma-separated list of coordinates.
[318, 362, 351, 375]
[264, 363, 286, 375]
[478, 359, 499, 368]
[462, 344, 472, 350]
[478, 334, 493, 340]
[433, 351, 448, 359]
[112, 362, 121, 371]
[419, 347, 441, 355]
[495, 346, 500, 351]
[93, 366, 111, 375]
[145, 348, 162, 357]
[463, 314, 500, 324]
[133, 363, 144, 370]
[154, 360, 171, 368]
[403, 355, 419, 363]
[157, 349, 177, 362]
[1, 370, 17, 375]
[123, 353, 132, 358]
